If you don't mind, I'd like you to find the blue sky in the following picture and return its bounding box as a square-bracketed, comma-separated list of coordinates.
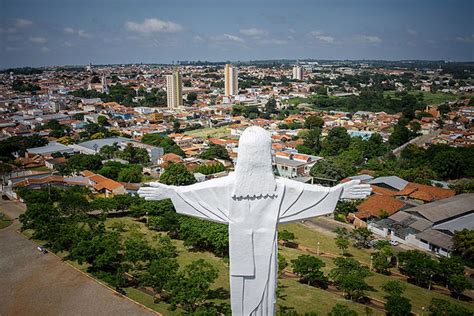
[1, 0, 473, 68]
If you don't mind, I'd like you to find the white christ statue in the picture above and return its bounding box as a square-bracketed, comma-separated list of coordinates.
[138, 126, 371, 316]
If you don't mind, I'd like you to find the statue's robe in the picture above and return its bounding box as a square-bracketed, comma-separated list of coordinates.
[168, 173, 343, 316]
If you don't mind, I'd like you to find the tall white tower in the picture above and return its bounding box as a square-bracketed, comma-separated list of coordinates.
[101, 74, 109, 94]
[292, 62, 303, 80]
[166, 70, 183, 109]
[225, 64, 238, 96]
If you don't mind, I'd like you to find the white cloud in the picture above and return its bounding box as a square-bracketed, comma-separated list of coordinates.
[355, 35, 382, 44]
[125, 18, 182, 34]
[63, 27, 75, 34]
[453, 35, 474, 43]
[259, 38, 287, 45]
[407, 28, 418, 36]
[0, 27, 17, 34]
[15, 18, 33, 28]
[193, 35, 204, 43]
[41, 46, 50, 52]
[240, 28, 268, 37]
[209, 34, 245, 43]
[62, 41, 74, 48]
[310, 30, 335, 44]
[63, 27, 92, 38]
[29, 36, 47, 44]
[77, 30, 91, 38]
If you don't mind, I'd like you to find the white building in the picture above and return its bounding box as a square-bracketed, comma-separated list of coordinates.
[166, 71, 183, 109]
[225, 64, 238, 96]
[292, 65, 304, 80]
[134, 107, 156, 115]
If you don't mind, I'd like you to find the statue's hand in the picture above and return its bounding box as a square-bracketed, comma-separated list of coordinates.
[138, 182, 174, 201]
[339, 180, 372, 200]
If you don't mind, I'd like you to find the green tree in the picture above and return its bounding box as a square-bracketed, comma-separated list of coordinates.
[428, 298, 471, 316]
[173, 119, 181, 133]
[167, 259, 219, 312]
[117, 143, 150, 164]
[382, 280, 405, 297]
[397, 250, 438, 287]
[97, 115, 109, 126]
[143, 256, 179, 295]
[304, 115, 324, 130]
[452, 229, 474, 267]
[329, 257, 372, 301]
[328, 304, 358, 316]
[309, 158, 349, 181]
[384, 295, 412, 316]
[431, 150, 465, 179]
[186, 92, 198, 104]
[300, 127, 322, 155]
[291, 255, 328, 288]
[159, 163, 196, 186]
[117, 165, 142, 183]
[199, 143, 230, 160]
[372, 241, 393, 275]
[350, 227, 374, 249]
[389, 125, 411, 147]
[448, 274, 472, 299]
[265, 98, 278, 114]
[323, 127, 351, 156]
[61, 154, 103, 174]
[141, 133, 185, 156]
[279, 229, 296, 247]
[178, 216, 229, 257]
[438, 256, 465, 287]
[336, 236, 350, 255]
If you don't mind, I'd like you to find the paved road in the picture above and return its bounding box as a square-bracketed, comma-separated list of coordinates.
[0, 200, 156, 316]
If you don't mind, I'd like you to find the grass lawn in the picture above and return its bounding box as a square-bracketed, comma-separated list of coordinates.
[286, 97, 310, 105]
[102, 217, 474, 315]
[0, 212, 12, 229]
[279, 222, 374, 265]
[278, 278, 382, 315]
[124, 287, 183, 315]
[184, 126, 231, 139]
[30, 166, 50, 172]
[383, 91, 458, 105]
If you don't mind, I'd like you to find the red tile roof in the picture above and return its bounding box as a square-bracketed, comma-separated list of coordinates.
[396, 183, 455, 202]
[355, 195, 405, 219]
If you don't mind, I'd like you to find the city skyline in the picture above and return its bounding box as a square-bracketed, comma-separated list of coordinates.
[1, 0, 473, 68]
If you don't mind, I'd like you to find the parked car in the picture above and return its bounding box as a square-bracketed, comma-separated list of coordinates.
[390, 240, 399, 246]
[37, 246, 48, 254]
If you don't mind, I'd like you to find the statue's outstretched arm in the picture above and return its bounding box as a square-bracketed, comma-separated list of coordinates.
[138, 182, 176, 201]
[338, 180, 372, 200]
[138, 180, 230, 224]
[278, 179, 371, 223]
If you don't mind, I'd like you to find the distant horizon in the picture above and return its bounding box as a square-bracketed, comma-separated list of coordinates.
[2, 58, 474, 71]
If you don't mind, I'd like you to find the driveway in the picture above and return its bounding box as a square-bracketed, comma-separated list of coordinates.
[0, 200, 156, 316]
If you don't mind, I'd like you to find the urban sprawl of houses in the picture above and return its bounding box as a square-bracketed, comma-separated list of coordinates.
[1, 60, 473, 259]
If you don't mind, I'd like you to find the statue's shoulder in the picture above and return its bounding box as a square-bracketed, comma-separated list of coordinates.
[275, 176, 305, 190]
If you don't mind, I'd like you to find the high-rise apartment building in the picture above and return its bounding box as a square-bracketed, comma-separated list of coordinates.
[292, 65, 303, 80]
[224, 64, 238, 96]
[166, 71, 183, 108]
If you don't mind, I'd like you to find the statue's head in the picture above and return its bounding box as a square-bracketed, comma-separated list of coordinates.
[232, 126, 277, 199]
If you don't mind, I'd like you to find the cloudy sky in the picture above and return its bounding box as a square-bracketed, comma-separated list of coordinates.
[1, 0, 473, 68]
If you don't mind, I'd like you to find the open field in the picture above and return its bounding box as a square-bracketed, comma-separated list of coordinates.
[383, 91, 458, 105]
[184, 126, 231, 138]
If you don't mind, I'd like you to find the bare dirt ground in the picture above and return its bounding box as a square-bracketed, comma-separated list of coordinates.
[0, 200, 156, 316]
